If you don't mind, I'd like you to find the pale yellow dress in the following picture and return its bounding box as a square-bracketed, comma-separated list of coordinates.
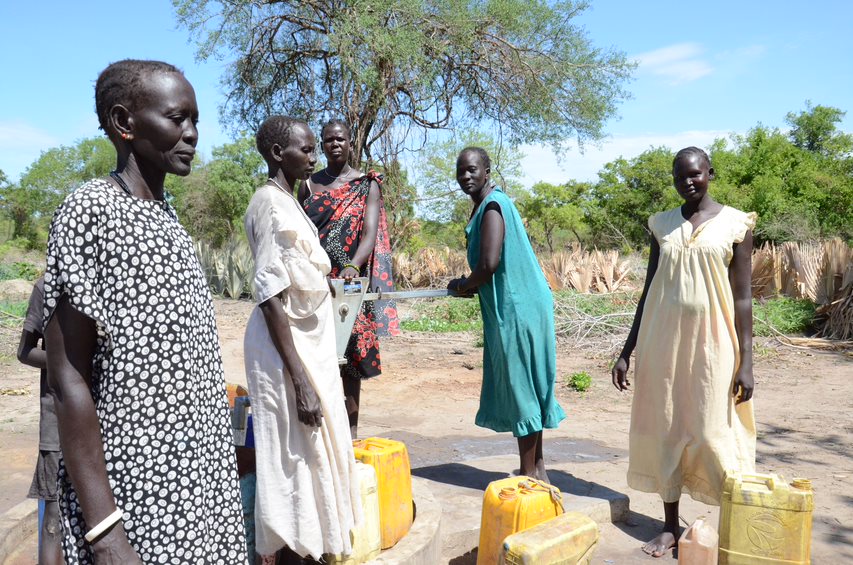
[244, 183, 361, 558]
[629, 205, 757, 505]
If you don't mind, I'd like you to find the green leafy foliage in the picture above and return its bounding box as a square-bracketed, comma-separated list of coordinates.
[173, 0, 634, 165]
[583, 147, 681, 249]
[0, 300, 28, 328]
[566, 371, 592, 392]
[374, 160, 418, 252]
[577, 103, 852, 249]
[169, 135, 265, 247]
[519, 181, 589, 252]
[0, 137, 115, 249]
[752, 297, 816, 337]
[0, 262, 41, 282]
[401, 297, 482, 332]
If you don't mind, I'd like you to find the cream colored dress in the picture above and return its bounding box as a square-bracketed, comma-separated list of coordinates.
[244, 183, 361, 558]
[629, 205, 757, 505]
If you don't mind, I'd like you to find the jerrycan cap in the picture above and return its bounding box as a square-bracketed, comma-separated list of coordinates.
[791, 478, 813, 491]
[499, 487, 518, 500]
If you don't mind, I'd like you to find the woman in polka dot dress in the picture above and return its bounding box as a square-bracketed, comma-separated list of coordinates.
[43, 60, 247, 564]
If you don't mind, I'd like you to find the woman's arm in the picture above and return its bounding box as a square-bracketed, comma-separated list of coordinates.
[612, 233, 661, 391]
[258, 293, 322, 427]
[448, 203, 504, 295]
[730, 229, 754, 403]
[17, 329, 46, 370]
[45, 296, 141, 563]
[341, 180, 381, 279]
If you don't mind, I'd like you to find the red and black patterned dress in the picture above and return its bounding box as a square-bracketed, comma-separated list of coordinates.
[303, 171, 400, 379]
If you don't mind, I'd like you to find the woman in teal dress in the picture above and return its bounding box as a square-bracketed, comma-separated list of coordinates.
[448, 147, 565, 481]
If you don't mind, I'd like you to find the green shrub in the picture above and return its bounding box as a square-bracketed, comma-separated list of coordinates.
[753, 297, 816, 336]
[567, 371, 592, 392]
[0, 300, 28, 328]
[401, 297, 482, 333]
[0, 261, 41, 281]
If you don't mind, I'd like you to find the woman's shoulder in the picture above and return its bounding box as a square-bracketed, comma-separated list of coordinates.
[721, 206, 757, 240]
[55, 178, 116, 216]
[363, 170, 383, 183]
[486, 186, 513, 204]
[722, 205, 757, 225]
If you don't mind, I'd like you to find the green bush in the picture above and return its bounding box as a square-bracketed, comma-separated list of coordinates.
[0, 261, 41, 281]
[0, 300, 28, 328]
[401, 297, 482, 333]
[752, 297, 816, 336]
[567, 371, 592, 392]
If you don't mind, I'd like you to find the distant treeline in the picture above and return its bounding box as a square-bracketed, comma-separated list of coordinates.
[1, 104, 850, 253]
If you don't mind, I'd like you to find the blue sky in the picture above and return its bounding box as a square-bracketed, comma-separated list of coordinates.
[1, 1, 851, 187]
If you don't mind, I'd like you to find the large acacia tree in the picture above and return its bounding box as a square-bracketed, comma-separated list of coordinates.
[173, 0, 633, 165]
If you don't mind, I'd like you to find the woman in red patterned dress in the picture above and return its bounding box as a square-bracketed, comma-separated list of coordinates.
[298, 119, 399, 439]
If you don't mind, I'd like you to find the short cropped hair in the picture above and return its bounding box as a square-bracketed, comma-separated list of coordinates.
[95, 59, 182, 132]
[673, 146, 711, 169]
[256, 116, 309, 160]
[321, 118, 351, 139]
[459, 146, 491, 170]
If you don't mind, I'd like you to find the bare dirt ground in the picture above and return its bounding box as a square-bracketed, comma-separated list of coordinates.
[2, 297, 851, 563]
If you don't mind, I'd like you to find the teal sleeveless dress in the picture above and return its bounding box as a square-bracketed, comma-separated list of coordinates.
[466, 187, 566, 437]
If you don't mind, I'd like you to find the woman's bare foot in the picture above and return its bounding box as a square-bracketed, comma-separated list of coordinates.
[534, 460, 550, 484]
[642, 530, 677, 557]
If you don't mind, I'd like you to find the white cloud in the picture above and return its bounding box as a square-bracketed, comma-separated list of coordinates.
[0, 121, 59, 180]
[518, 130, 735, 187]
[633, 42, 713, 85]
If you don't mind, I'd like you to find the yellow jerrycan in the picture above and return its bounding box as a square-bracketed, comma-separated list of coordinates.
[719, 472, 814, 564]
[499, 511, 598, 565]
[325, 462, 382, 565]
[352, 437, 413, 549]
[477, 476, 564, 565]
[678, 517, 718, 565]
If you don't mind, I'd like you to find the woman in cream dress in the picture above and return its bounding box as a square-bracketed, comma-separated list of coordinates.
[244, 116, 360, 562]
[612, 147, 756, 558]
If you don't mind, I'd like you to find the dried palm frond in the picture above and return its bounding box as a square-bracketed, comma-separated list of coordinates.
[816, 238, 853, 305]
[817, 267, 853, 341]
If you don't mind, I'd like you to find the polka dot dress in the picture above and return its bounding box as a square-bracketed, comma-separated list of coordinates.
[44, 179, 248, 564]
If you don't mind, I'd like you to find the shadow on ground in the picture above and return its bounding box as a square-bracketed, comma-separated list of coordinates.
[412, 462, 506, 491]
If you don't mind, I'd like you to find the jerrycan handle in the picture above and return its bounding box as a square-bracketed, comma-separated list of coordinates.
[684, 517, 707, 541]
[740, 474, 776, 490]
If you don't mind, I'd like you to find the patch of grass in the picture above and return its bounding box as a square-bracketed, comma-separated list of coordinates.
[566, 371, 592, 392]
[752, 342, 777, 359]
[0, 300, 28, 328]
[753, 297, 816, 337]
[553, 290, 638, 316]
[401, 297, 482, 333]
[0, 261, 40, 281]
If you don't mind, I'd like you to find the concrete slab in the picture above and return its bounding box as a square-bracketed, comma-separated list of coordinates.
[411, 454, 630, 564]
[367, 477, 441, 565]
[0, 499, 36, 565]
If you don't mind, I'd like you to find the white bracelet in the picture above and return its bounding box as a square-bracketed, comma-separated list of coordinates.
[84, 508, 123, 543]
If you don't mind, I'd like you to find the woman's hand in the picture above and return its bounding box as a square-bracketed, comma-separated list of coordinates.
[448, 277, 476, 297]
[733, 366, 754, 404]
[340, 265, 359, 281]
[91, 523, 142, 564]
[293, 374, 323, 427]
[611, 357, 631, 391]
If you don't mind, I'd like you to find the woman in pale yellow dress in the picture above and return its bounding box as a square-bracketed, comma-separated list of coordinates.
[612, 147, 756, 557]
